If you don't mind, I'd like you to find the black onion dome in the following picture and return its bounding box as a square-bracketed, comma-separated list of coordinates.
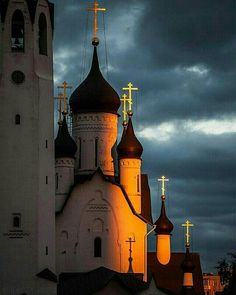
[154, 199, 174, 235]
[55, 117, 77, 158]
[181, 248, 195, 273]
[69, 46, 120, 114]
[117, 117, 143, 159]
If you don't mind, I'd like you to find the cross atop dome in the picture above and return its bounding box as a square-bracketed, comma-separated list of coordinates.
[182, 219, 194, 248]
[87, 0, 106, 46]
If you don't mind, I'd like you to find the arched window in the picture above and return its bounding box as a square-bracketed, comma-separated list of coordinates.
[13, 214, 21, 227]
[15, 114, 21, 125]
[95, 137, 98, 167]
[78, 137, 82, 169]
[11, 10, 24, 52]
[38, 13, 47, 55]
[94, 237, 102, 257]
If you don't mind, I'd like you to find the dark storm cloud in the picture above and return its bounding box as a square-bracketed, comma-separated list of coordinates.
[143, 130, 236, 271]
[136, 0, 236, 70]
[53, 0, 236, 272]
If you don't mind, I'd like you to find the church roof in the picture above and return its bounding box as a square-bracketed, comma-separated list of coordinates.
[147, 252, 204, 295]
[55, 116, 77, 158]
[141, 174, 153, 224]
[0, 0, 54, 28]
[56, 169, 153, 225]
[69, 46, 120, 114]
[58, 267, 149, 294]
[154, 198, 174, 235]
[117, 117, 143, 159]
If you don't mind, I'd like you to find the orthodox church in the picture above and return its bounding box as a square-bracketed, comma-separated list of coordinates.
[0, 0, 204, 294]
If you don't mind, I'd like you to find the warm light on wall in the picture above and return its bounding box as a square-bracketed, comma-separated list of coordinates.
[156, 234, 171, 265]
[183, 272, 193, 287]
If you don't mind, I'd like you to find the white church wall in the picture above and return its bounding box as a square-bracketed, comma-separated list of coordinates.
[56, 171, 146, 275]
[55, 157, 75, 212]
[120, 158, 142, 213]
[72, 113, 118, 176]
[0, 0, 56, 293]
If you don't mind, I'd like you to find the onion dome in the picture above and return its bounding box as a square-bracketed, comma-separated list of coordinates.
[182, 248, 195, 273]
[69, 46, 120, 114]
[55, 116, 77, 158]
[117, 117, 143, 159]
[154, 198, 174, 235]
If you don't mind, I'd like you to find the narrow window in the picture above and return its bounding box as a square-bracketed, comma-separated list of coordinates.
[95, 137, 98, 167]
[78, 138, 82, 169]
[137, 175, 140, 193]
[45, 246, 48, 255]
[15, 114, 20, 125]
[45, 140, 48, 148]
[94, 237, 102, 257]
[11, 10, 24, 52]
[56, 173, 59, 190]
[46, 176, 48, 184]
[13, 214, 21, 228]
[38, 13, 47, 55]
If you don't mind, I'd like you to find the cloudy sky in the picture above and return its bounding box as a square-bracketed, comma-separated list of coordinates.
[53, 0, 236, 272]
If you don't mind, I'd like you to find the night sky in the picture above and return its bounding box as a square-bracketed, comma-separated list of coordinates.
[53, 0, 236, 272]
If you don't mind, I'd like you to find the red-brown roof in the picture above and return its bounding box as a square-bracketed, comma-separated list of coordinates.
[148, 252, 204, 295]
[141, 174, 153, 224]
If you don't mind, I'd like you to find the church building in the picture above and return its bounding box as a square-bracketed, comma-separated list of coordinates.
[0, 0, 204, 294]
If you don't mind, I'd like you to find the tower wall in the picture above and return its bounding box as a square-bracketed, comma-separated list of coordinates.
[119, 158, 142, 213]
[72, 112, 118, 177]
[55, 157, 75, 212]
[0, 0, 56, 293]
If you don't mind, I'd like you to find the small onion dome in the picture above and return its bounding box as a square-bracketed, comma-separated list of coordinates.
[181, 248, 195, 273]
[69, 46, 120, 114]
[154, 199, 174, 235]
[117, 117, 143, 159]
[55, 116, 77, 158]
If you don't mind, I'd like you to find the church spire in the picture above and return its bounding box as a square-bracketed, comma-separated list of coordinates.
[87, 0, 106, 46]
[55, 116, 77, 158]
[181, 220, 195, 294]
[117, 112, 143, 159]
[154, 176, 173, 265]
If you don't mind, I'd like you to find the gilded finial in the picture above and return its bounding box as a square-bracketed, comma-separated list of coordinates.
[158, 175, 169, 198]
[54, 92, 64, 125]
[122, 82, 138, 113]
[87, 0, 106, 46]
[57, 81, 73, 116]
[182, 220, 194, 248]
[120, 94, 128, 124]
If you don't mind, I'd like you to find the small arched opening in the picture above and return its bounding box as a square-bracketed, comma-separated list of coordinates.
[38, 13, 47, 55]
[11, 10, 24, 52]
[94, 237, 102, 257]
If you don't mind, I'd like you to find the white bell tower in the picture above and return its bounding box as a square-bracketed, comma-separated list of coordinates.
[0, 0, 56, 294]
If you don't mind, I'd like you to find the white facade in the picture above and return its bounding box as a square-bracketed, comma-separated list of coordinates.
[56, 157, 75, 212]
[72, 112, 118, 176]
[0, 0, 56, 294]
[119, 158, 142, 213]
[56, 170, 147, 275]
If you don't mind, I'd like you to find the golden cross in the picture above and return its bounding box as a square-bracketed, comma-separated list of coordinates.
[87, 0, 106, 42]
[120, 94, 129, 123]
[57, 81, 72, 115]
[122, 82, 138, 112]
[54, 93, 64, 124]
[182, 220, 194, 247]
[158, 175, 169, 196]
